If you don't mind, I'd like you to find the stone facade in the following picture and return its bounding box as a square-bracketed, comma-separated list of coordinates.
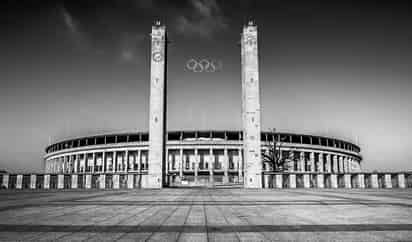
[44, 131, 362, 186]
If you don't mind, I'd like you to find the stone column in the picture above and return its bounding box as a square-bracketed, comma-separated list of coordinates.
[263, 173, 269, 188]
[118, 152, 123, 172]
[61, 157, 65, 173]
[345, 157, 349, 173]
[113, 174, 120, 189]
[113, 151, 117, 173]
[147, 22, 167, 189]
[287, 150, 294, 172]
[344, 174, 351, 188]
[2, 174, 8, 189]
[299, 152, 305, 172]
[125, 150, 129, 172]
[241, 21, 262, 188]
[384, 174, 392, 188]
[44, 174, 50, 189]
[102, 152, 106, 173]
[303, 174, 310, 188]
[356, 174, 365, 188]
[68, 156, 72, 173]
[289, 174, 296, 188]
[16, 175, 23, 189]
[397, 174, 406, 188]
[371, 174, 379, 188]
[69, 156, 73, 173]
[238, 148, 243, 180]
[65, 156, 69, 173]
[194, 149, 199, 183]
[275, 174, 282, 188]
[131, 151, 136, 171]
[339, 156, 344, 173]
[55, 158, 59, 173]
[318, 153, 324, 172]
[310, 152, 315, 172]
[30, 174, 36, 189]
[316, 174, 324, 188]
[83, 153, 87, 173]
[100, 174, 106, 189]
[71, 174, 78, 189]
[85, 174, 92, 189]
[57, 174, 64, 189]
[348, 157, 353, 172]
[330, 174, 338, 188]
[179, 149, 183, 179]
[81, 154, 85, 173]
[325, 154, 331, 173]
[74, 154, 79, 173]
[92, 153, 96, 173]
[223, 148, 229, 183]
[106, 153, 111, 172]
[56, 158, 59, 173]
[137, 150, 142, 171]
[333, 155, 338, 173]
[127, 174, 134, 189]
[64, 156, 68, 173]
[209, 148, 215, 184]
[62, 157, 65, 173]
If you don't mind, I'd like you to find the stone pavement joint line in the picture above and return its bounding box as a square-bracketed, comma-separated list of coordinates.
[0, 189, 412, 241]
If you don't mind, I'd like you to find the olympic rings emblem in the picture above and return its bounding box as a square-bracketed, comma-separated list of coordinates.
[152, 51, 163, 62]
[185, 58, 223, 72]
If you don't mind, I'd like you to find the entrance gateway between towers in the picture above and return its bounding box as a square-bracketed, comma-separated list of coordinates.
[146, 20, 262, 189]
[163, 135, 246, 188]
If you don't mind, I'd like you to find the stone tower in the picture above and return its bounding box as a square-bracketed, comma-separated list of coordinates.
[241, 21, 262, 188]
[146, 21, 167, 188]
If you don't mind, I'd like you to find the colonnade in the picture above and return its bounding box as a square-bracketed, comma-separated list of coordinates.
[273, 150, 361, 173]
[45, 147, 361, 182]
[45, 150, 149, 174]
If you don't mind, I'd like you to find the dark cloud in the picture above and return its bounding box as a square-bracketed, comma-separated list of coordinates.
[58, 5, 90, 50]
[118, 32, 146, 63]
[174, 0, 228, 38]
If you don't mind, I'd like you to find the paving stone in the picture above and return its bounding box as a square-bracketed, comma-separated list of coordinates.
[0, 189, 411, 241]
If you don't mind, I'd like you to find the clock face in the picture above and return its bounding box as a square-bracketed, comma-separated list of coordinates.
[152, 51, 163, 62]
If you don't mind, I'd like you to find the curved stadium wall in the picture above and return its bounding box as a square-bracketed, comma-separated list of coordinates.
[44, 130, 362, 184]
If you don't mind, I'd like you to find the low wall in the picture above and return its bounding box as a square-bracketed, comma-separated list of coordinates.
[262, 172, 412, 189]
[0, 173, 149, 190]
[0, 172, 411, 189]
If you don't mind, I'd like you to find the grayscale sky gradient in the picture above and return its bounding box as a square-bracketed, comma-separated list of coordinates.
[1, 0, 411, 172]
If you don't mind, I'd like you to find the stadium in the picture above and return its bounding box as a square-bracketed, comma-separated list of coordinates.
[44, 130, 362, 186]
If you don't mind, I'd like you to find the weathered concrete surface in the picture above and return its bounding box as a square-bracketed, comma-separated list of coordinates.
[147, 22, 167, 189]
[241, 22, 262, 189]
[0, 189, 412, 241]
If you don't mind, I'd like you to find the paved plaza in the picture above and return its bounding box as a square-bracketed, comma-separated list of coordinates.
[0, 188, 411, 241]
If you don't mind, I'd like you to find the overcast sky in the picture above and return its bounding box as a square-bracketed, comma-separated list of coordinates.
[1, 0, 411, 172]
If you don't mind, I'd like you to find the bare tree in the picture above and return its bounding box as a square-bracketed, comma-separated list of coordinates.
[261, 128, 289, 172]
